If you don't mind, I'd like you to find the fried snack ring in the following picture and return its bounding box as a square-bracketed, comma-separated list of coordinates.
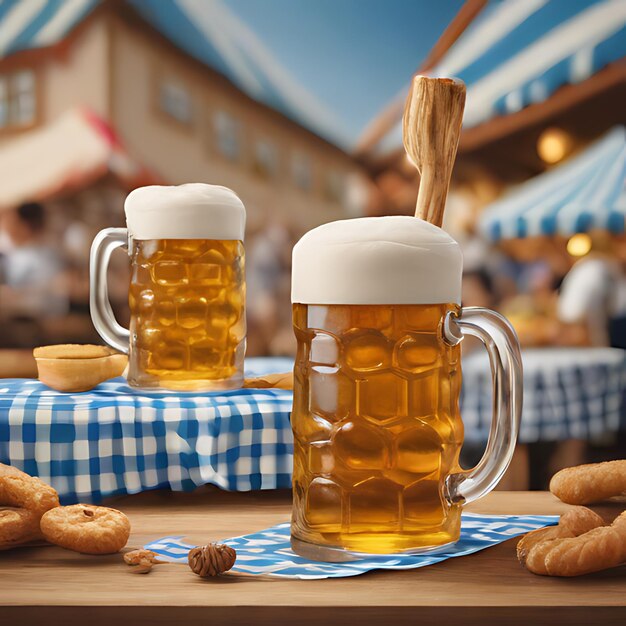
[525, 511, 626, 577]
[0, 467, 60, 515]
[550, 460, 626, 505]
[0, 475, 60, 515]
[41, 504, 130, 555]
[0, 507, 42, 549]
[516, 506, 604, 565]
[0, 463, 29, 480]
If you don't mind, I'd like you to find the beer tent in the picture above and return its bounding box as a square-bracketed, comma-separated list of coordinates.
[478, 126, 626, 241]
[359, 0, 626, 159]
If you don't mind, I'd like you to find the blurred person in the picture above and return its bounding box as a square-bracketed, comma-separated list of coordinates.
[462, 269, 495, 309]
[0, 202, 68, 346]
[501, 262, 560, 347]
[245, 222, 292, 356]
[557, 235, 626, 348]
[460, 269, 496, 357]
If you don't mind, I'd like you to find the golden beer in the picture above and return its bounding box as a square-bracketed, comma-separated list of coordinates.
[128, 238, 245, 390]
[291, 302, 463, 554]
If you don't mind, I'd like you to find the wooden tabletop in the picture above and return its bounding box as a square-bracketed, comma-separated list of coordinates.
[1, 489, 624, 625]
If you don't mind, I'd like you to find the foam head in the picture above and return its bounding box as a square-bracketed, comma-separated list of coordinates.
[124, 183, 246, 240]
[291, 216, 463, 305]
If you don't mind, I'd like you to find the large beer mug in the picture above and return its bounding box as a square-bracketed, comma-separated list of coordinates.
[90, 184, 246, 391]
[290, 216, 522, 556]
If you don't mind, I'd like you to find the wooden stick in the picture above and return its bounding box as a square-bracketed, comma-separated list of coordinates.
[402, 76, 466, 226]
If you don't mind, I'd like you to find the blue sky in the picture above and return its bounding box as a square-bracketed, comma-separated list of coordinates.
[225, 0, 464, 145]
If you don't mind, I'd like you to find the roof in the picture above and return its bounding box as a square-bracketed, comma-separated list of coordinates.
[363, 0, 626, 158]
[0, 0, 98, 56]
[479, 126, 626, 241]
[0, 107, 158, 210]
[0, 0, 347, 147]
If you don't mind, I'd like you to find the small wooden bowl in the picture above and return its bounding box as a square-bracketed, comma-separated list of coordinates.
[34, 344, 128, 393]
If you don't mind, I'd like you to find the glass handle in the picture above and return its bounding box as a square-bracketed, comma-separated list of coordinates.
[89, 228, 130, 354]
[443, 306, 522, 505]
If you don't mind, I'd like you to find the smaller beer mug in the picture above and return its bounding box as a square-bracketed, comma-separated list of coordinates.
[90, 184, 246, 391]
[290, 216, 522, 557]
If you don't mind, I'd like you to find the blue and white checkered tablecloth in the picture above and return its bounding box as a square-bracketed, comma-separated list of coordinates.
[460, 347, 626, 443]
[1, 351, 624, 504]
[0, 358, 293, 504]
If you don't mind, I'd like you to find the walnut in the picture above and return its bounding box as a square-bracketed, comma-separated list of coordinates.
[124, 548, 159, 574]
[188, 543, 236, 577]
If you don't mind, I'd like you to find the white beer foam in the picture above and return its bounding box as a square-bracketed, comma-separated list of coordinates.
[125, 184, 246, 240]
[292, 216, 463, 305]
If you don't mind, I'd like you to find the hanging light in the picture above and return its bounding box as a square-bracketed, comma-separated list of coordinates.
[537, 128, 571, 164]
[566, 233, 592, 257]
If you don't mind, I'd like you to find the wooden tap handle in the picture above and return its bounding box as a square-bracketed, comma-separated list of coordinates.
[402, 76, 466, 227]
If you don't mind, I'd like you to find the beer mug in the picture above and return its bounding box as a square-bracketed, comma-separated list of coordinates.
[290, 216, 522, 556]
[90, 184, 246, 391]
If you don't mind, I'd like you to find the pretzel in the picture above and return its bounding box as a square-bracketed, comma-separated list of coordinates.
[516, 506, 604, 565]
[0, 507, 43, 549]
[524, 511, 626, 577]
[0, 474, 60, 516]
[0, 463, 59, 549]
[550, 460, 626, 505]
[0, 463, 59, 516]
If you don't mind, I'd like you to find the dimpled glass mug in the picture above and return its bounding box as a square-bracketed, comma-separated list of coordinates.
[290, 216, 522, 557]
[90, 184, 246, 391]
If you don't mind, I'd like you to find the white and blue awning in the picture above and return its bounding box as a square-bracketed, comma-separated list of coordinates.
[0, 0, 98, 56]
[479, 126, 626, 241]
[0, 0, 347, 146]
[370, 0, 626, 156]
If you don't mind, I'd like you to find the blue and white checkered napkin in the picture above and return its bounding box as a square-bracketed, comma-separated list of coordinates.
[144, 513, 558, 579]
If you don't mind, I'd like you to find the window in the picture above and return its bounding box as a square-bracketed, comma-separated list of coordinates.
[324, 170, 345, 204]
[11, 71, 35, 125]
[253, 139, 277, 178]
[214, 110, 240, 161]
[291, 151, 312, 191]
[159, 80, 192, 124]
[0, 70, 36, 129]
[0, 78, 7, 129]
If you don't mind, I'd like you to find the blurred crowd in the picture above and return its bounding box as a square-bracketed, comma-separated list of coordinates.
[1, 199, 626, 356]
[460, 235, 626, 351]
[0, 200, 301, 356]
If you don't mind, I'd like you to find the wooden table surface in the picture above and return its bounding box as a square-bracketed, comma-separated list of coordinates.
[0, 489, 624, 625]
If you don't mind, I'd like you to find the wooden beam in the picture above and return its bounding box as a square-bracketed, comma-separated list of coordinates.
[354, 0, 486, 156]
[420, 0, 488, 73]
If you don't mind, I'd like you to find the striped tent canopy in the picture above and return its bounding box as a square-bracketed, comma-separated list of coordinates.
[0, 0, 345, 146]
[479, 126, 626, 241]
[369, 0, 626, 157]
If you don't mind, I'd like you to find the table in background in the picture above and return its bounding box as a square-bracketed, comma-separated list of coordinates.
[0, 490, 624, 625]
[461, 347, 626, 489]
[461, 347, 626, 443]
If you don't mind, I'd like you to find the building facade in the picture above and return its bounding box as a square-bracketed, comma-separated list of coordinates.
[0, 0, 370, 231]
